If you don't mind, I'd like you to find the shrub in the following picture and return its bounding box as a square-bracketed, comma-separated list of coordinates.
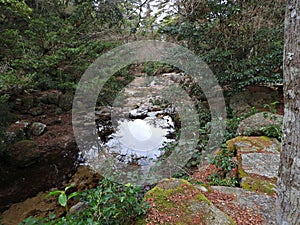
[21, 178, 149, 225]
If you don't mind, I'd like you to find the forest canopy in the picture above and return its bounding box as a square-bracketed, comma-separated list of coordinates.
[0, 0, 285, 94]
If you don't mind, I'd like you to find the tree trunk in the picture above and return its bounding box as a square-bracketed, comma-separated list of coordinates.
[277, 1, 300, 224]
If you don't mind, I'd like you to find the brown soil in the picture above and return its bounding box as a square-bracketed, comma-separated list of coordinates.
[0, 166, 102, 225]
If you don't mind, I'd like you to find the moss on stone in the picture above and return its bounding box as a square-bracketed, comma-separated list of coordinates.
[241, 177, 277, 195]
[142, 179, 236, 225]
[238, 155, 277, 195]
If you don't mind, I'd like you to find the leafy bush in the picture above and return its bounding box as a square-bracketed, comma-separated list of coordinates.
[21, 178, 149, 225]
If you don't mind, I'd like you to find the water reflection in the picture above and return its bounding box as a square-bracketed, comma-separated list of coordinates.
[105, 114, 175, 166]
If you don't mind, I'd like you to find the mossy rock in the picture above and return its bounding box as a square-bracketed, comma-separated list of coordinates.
[138, 178, 235, 225]
[240, 176, 277, 195]
[58, 93, 73, 111]
[226, 136, 280, 154]
[228, 136, 280, 195]
[238, 165, 277, 195]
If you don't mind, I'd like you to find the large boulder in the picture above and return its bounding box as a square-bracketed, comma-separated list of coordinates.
[236, 112, 283, 136]
[210, 186, 277, 225]
[138, 178, 235, 225]
[227, 136, 280, 194]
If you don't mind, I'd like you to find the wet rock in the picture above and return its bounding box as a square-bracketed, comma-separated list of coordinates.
[6, 140, 40, 167]
[138, 178, 235, 225]
[14, 98, 22, 110]
[227, 136, 280, 194]
[129, 108, 148, 119]
[47, 104, 63, 115]
[237, 112, 283, 136]
[39, 94, 49, 104]
[0, 165, 101, 224]
[68, 166, 103, 192]
[58, 93, 73, 111]
[211, 186, 276, 225]
[0, 192, 65, 225]
[30, 122, 47, 136]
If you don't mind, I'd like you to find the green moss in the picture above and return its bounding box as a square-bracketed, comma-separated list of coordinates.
[260, 136, 271, 142]
[238, 158, 277, 195]
[237, 164, 248, 178]
[145, 179, 211, 208]
[143, 179, 236, 224]
[241, 177, 277, 195]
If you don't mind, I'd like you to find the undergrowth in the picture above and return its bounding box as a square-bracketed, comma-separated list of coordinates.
[20, 178, 149, 225]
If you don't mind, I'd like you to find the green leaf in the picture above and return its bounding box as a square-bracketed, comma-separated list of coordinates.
[49, 213, 56, 219]
[46, 190, 62, 197]
[64, 185, 73, 192]
[68, 192, 80, 200]
[58, 193, 67, 207]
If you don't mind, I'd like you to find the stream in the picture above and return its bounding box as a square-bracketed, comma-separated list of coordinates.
[77, 73, 182, 184]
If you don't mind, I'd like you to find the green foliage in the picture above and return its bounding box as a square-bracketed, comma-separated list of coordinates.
[263, 101, 279, 114]
[208, 174, 239, 187]
[260, 125, 282, 141]
[21, 179, 149, 225]
[160, 0, 285, 94]
[0, 0, 124, 93]
[79, 179, 149, 225]
[0, 0, 32, 17]
[97, 66, 135, 106]
[142, 62, 175, 76]
[207, 145, 237, 178]
[46, 185, 80, 213]
[209, 147, 236, 176]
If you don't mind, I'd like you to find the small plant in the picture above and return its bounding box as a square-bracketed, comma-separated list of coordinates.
[207, 146, 237, 177]
[263, 101, 279, 114]
[260, 124, 282, 140]
[208, 174, 239, 187]
[22, 179, 149, 225]
[46, 185, 80, 213]
[206, 145, 238, 187]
